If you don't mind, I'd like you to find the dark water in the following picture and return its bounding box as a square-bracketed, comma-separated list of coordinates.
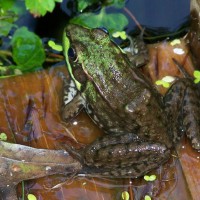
[31, 0, 190, 39]
[124, 0, 190, 31]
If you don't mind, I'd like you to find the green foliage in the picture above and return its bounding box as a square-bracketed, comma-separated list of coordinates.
[70, 8, 128, 34]
[0, 20, 16, 37]
[25, 0, 63, 17]
[11, 27, 45, 72]
[77, 0, 98, 12]
[0, 0, 18, 37]
[0, 0, 128, 76]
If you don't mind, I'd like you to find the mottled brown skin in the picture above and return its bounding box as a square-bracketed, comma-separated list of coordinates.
[164, 79, 200, 150]
[63, 24, 200, 178]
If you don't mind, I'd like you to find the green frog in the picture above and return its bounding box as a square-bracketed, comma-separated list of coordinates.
[62, 24, 200, 178]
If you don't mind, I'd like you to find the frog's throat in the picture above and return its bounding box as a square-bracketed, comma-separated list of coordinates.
[63, 32, 81, 91]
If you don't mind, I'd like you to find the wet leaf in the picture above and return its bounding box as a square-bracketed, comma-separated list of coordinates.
[0, 141, 81, 199]
[162, 76, 176, 83]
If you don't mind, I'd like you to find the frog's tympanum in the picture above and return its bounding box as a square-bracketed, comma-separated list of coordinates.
[62, 24, 200, 178]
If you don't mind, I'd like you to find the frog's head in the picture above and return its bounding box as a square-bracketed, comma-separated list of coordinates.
[63, 24, 117, 91]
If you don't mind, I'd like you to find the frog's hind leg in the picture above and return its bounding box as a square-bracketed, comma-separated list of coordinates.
[164, 78, 200, 150]
[81, 133, 171, 178]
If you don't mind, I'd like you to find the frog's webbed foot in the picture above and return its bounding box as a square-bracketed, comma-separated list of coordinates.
[61, 78, 85, 121]
[123, 34, 149, 68]
[81, 133, 170, 178]
[164, 78, 200, 150]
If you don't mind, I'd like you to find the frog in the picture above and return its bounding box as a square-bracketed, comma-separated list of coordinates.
[62, 24, 200, 178]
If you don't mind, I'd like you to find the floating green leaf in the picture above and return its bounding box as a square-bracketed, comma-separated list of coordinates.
[11, 27, 45, 72]
[155, 80, 170, 88]
[112, 31, 127, 40]
[144, 174, 157, 181]
[27, 194, 37, 200]
[70, 8, 128, 34]
[155, 76, 175, 88]
[0, 133, 7, 141]
[0, 0, 18, 37]
[25, 0, 62, 17]
[194, 70, 200, 84]
[170, 39, 181, 46]
[48, 40, 63, 51]
[121, 191, 130, 200]
[144, 195, 152, 200]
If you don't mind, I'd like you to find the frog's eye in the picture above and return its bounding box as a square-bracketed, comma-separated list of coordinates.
[68, 47, 77, 62]
[99, 27, 109, 34]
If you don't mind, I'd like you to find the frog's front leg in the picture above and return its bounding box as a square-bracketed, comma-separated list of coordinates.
[123, 35, 149, 68]
[79, 132, 170, 177]
[164, 78, 200, 150]
[61, 77, 86, 121]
